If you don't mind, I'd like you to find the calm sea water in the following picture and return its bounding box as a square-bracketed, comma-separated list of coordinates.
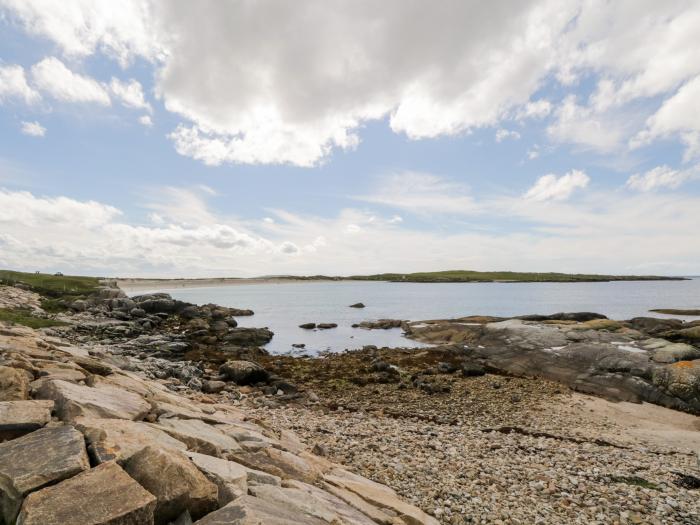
[127, 278, 700, 354]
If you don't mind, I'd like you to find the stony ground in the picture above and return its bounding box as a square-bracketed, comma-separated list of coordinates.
[245, 351, 700, 525]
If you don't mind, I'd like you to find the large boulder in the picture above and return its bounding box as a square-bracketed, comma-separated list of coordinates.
[124, 446, 218, 524]
[35, 379, 151, 421]
[0, 365, 30, 401]
[0, 426, 90, 523]
[16, 461, 157, 525]
[75, 417, 187, 464]
[193, 494, 326, 525]
[219, 360, 269, 385]
[627, 317, 684, 336]
[223, 328, 273, 346]
[0, 400, 53, 440]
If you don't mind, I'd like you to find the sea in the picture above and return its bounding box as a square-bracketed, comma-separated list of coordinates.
[125, 278, 700, 354]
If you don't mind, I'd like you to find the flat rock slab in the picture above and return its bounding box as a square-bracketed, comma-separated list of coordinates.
[75, 417, 187, 464]
[16, 461, 157, 525]
[250, 480, 376, 525]
[36, 379, 151, 421]
[0, 400, 53, 440]
[324, 468, 439, 525]
[0, 426, 90, 523]
[230, 448, 330, 483]
[152, 418, 241, 458]
[124, 446, 217, 525]
[193, 494, 326, 525]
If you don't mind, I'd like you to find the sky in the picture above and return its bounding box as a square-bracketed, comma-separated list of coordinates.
[0, 0, 699, 278]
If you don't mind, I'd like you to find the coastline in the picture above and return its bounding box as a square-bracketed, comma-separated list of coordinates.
[1, 276, 699, 523]
[116, 276, 344, 292]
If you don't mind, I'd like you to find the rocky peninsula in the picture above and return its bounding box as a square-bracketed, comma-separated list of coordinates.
[0, 271, 698, 524]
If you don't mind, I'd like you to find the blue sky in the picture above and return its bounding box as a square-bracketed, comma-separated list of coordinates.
[1, 1, 699, 277]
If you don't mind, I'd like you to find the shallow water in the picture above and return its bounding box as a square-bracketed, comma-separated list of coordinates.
[127, 278, 700, 354]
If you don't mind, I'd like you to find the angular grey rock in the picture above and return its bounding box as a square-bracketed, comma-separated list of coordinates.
[124, 446, 218, 524]
[0, 426, 90, 523]
[193, 494, 326, 524]
[35, 379, 151, 421]
[0, 400, 53, 440]
[16, 461, 157, 525]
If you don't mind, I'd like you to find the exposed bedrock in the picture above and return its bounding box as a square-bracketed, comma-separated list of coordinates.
[405, 315, 700, 414]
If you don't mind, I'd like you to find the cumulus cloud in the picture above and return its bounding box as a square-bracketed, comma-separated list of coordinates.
[20, 121, 46, 137]
[631, 76, 700, 161]
[0, 64, 40, 104]
[109, 77, 151, 112]
[524, 170, 589, 201]
[2, 1, 700, 168]
[31, 57, 110, 105]
[626, 165, 697, 192]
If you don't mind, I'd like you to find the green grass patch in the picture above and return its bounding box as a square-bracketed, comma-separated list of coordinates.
[348, 270, 685, 283]
[0, 269, 101, 298]
[0, 308, 68, 329]
[611, 476, 660, 490]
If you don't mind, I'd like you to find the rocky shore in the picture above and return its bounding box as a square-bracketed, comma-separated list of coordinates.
[0, 278, 699, 524]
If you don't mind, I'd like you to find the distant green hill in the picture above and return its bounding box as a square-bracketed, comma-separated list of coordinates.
[346, 270, 686, 283]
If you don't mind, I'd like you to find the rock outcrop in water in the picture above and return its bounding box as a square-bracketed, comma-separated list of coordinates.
[404, 314, 700, 413]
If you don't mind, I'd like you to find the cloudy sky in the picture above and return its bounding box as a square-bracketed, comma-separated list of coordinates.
[1, 1, 699, 277]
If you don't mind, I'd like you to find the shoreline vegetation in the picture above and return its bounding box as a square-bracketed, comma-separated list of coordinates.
[115, 269, 689, 291]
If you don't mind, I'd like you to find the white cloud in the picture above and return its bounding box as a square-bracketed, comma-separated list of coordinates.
[31, 57, 110, 105]
[138, 114, 153, 127]
[524, 169, 589, 201]
[515, 99, 552, 120]
[109, 77, 151, 111]
[495, 129, 521, 142]
[0, 188, 120, 227]
[626, 165, 697, 192]
[631, 76, 700, 161]
[2, 185, 700, 276]
[546, 95, 625, 152]
[0, 0, 164, 66]
[20, 121, 46, 137]
[526, 145, 540, 160]
[356, 172, 477, 215]
[3, 1, 700, 167]
[0, 64, 41, 104]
